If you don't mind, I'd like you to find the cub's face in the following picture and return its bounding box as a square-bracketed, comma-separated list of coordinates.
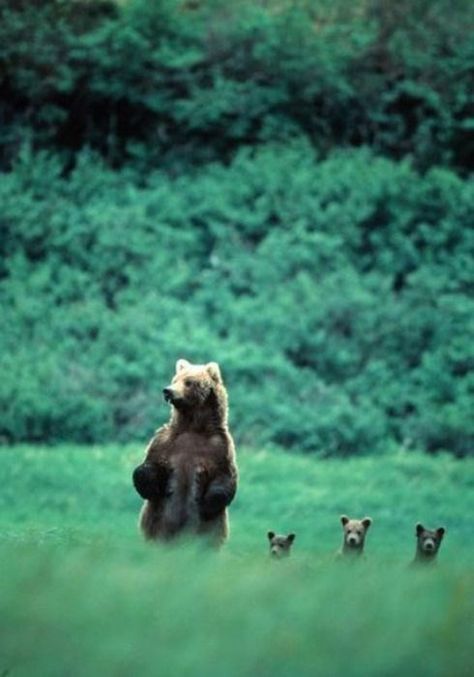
[416, 523, 445, 556]
[341, 515, 372, 550]
[163, 359, 221, 408]
[268, 532, 295, 559]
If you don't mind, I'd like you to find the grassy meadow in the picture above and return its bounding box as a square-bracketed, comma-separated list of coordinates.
[1, 3, 473, 676]
[0, 444, 473, 677]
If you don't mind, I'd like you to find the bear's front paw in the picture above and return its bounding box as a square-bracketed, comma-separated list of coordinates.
[132, 464, 162, 500]
[201, 488, 228, 520]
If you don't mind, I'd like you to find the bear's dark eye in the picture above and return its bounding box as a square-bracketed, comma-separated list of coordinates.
[184, 379, 193, 387]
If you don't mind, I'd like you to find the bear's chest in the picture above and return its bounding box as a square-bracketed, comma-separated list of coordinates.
[167, 432, 222, 465]
[162, 433, 222, 531]
[165, 432, 222, 496]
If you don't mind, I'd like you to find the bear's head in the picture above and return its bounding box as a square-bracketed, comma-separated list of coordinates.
[267, 531, 295, 559]
[415, 523, 445, 559]
[163, 359, 224, 410]
[340, 515, 372, 553]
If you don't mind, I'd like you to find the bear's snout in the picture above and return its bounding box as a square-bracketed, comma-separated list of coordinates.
[163, 387, 174, 402]
[347, 534, 360, 546]
[423, 539, 435, 552]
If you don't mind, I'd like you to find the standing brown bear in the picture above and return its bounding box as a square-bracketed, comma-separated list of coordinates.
[132, 359, 238, 546]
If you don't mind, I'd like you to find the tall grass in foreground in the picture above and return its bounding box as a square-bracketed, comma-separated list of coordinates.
[0, 445, 473, 676]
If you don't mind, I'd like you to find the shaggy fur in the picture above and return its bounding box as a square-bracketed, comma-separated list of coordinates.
[267, 531, 295, 559]
[412, 523, 446, 564]
[339, 515, 372, 558]
[133, 359, 238, 546]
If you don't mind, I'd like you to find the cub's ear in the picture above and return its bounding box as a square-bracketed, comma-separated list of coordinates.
[436, 527, 446, 539]
[416, 523, 425, 536]
[287, 533, 296, 544]
[207, 362, 222, 383]
[176, 359, 191, 373]
[362, 517, 372, 530]
[267, 531, 275, 541]
[340, 515, 349, 526]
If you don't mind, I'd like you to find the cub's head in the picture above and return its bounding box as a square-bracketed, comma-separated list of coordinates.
[163, 359, 224, 409]
[268, 531, 295, 559]
[340, 515, 372, 551]
[415, 523, 445, 558]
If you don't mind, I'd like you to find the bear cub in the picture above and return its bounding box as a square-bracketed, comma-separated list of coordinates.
[413, 523, 446, 564]
[339, 515, 372, 557]
[268, 532, 296, 559]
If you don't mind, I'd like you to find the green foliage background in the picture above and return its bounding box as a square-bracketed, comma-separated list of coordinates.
[0, 0, 473, 456]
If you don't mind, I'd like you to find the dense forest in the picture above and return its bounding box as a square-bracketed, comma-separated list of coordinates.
[0, 0, 472, 456]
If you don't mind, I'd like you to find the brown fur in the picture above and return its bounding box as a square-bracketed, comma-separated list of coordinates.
[339, 515, 372, 558]
[267, 531, 295, 559]
[413, 523, 446, 565]
[133, 359, 238, 547]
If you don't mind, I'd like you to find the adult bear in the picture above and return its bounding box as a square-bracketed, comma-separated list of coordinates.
[132, 359, 238, 546]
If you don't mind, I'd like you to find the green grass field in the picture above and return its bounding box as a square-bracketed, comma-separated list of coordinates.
[0, 445, 473, 676]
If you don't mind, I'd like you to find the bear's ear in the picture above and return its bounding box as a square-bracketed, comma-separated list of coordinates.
[206, 362, 222, 383]
[176, 359, 191, 373]
[436, 527, 446, 539]
[287, 533, 296, 544]
[416, 523, 425, 536]
[362, 517, 372, 530]
[340, 515, 349, 526]
[267, 531, 275, 541]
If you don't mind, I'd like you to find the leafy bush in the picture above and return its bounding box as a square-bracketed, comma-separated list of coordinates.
[0, 0, 472, 171]
[1, 1, 471, 454]
[0, 143, 472, 455]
